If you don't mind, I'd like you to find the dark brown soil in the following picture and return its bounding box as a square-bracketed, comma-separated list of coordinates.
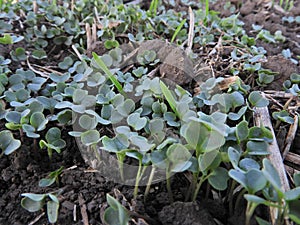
[1, 1, 299, 225]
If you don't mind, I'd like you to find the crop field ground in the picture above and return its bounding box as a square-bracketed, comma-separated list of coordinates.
[0, 0, 300, 224]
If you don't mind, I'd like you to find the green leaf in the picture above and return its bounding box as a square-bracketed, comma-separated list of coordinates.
[262, 159, 283, 193]
[228, 147, 241, 169]
[127, 113, 147, 131]
[47, 200, 59, 223]
[21, 197, 44, 212]
[130, 135, 155, 154]
[199, 149, 221, 173]
[171, 19, 186, 43]
[239, 158, 260, 171]
[236, 120, 249, 142]
[228, 106, 247, 120]
[102, 134, 129, 152]
[79, 114, 98, 130]
[248, 126, 273, 143]
[30, 112, 47, 131]
[10, 47, 27, 61]
[32, 50, 47, 59]
[87, 72, 106, 87]
[229, 169, 267, 193]
[0, 34, 13, 44]
[92, 52, 124, 95]
[244, 194, 268, 205]
[284, 187, 300, 201]
[45, 127, 62, 143]
[58, 56, 73, 70]
[246, 141, 269, 155]
[39, 177, 56, 187]
[21, 193, 46, 201]
[104, 40, 119, 49]
[249, 91, 269, 107]
[272, 110, 294, 124]
[116, 99, 135, 117]
[149, 118, 164, 134]
[289, 200, 300, 224]
[294, 173, 300, 187]
[160, 81, 178, 117]
[104, 194, 129, 225]
[166, 143, 192, 172]
[80, 130, 100, 146]
[181, 121, 225, 154]
[0, 130, 21, 155]
[256, 217, 271, 225]
[208, 167, 229, 191]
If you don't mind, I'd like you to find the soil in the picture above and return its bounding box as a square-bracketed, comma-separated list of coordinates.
[1, 1, 300, 225]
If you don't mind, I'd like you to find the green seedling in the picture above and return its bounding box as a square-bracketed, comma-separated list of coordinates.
[103, 194, 130, 225]
[0, 130, 21, 156]
[102, 134, 129, 181]
[32, 49, 47, 59]
[22, 111, 48, 138]
[58, 56, 73, 70]
[10, 47, 27, 61]
[272, 110, 294, 125]
[21, 192, 60, 224]
[180, 117, 229, 201]
[104, 39, 119, 49]
[39, 166, 64, 187]
[39, 127, 66, 158]
[136, 50, 159, 66]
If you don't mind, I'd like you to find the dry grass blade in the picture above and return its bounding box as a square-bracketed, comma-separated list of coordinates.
[283, 115, 299, 159]
[253, 97, 291, 225]
[186, 7, 194, 55]
[253, 104, 290, 191]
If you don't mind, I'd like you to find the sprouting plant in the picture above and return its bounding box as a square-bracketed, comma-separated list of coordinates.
[103, 194, 130, 225]
[243, 159, 300, 225]
[0, 130, 21, 156]
[136, 50, 159, 66]
[39, 166, 64, 187]
[21, 192, 60, 224]
[39, 127, 66, 158]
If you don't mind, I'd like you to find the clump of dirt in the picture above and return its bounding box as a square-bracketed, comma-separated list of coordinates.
[158, 201, 216, 225]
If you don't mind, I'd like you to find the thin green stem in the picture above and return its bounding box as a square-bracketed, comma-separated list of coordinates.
[234, 189, 247, 213]
[144, 166, 156, 201]
[133, 161, 143, 199]
[185, 172, 198, 201]
[228, 180, 237, 216]
[117, 153, 124, 181]
[245, 202, 257, 225]
[166, 170, 173, 203]
[192, 175, 207, 201]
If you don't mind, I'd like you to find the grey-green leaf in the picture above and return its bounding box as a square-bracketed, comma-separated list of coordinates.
[208, 167, 229, 191]
[47, 200, 59, 223]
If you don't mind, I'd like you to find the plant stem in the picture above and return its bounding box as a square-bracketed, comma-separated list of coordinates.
[185, 172, 198, 201]
[166, 169, 173, 203]
[144, 166, 156, 201]
[228, 180, 237, 216]
[192, 175, 206, 201]
[117, 153, 124, 181]
[234, 189, 247, 213]
[133, 161, 143, 199]
[245, 202, 257, 225]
